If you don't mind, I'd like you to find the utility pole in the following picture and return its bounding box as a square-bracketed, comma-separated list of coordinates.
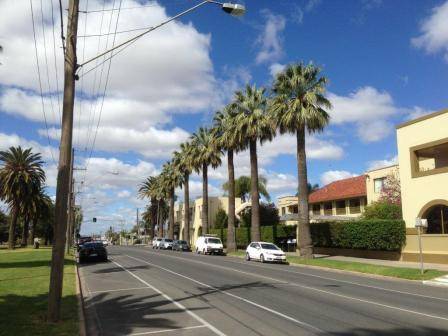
[48, 0, 79, 322]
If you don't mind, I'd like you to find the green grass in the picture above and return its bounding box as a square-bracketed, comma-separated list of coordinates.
[0, 247, 79, 336]
[227, 250, 447, 281]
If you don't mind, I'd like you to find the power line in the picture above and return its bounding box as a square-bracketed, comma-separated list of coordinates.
[29, 0, 57, 165]
[79, 3, 158, 13]
[58, 0, 66, 56]
[78, 25, 155, 38]
[50, 0, 62, 125]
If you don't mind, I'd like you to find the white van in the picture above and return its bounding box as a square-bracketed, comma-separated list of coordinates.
[195, 235, 224, 255]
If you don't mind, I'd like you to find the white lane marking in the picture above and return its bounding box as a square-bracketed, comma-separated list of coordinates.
[141, 248, 448, 303]
[123, 254, 323, 333]
[89, 286, 150, 295]
[129, 325, 206, 335]
[128, 251, 448, 322]
[111, 260, 226, 336]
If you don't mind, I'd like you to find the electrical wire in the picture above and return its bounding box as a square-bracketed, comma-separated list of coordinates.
[50, 0, 62, 125]
[79, 3, 158, 13]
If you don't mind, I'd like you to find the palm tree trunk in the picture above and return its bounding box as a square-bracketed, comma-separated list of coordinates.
[296, 127, 313, 258]
[183, 172, 190, 245]
[29, 217, 38, 245]
[227, 149, 236, 252]
[249, 140, 261, 242]
[168, 188, 175, 239]
[157, 200, 163, 237]
[150, 197, 157, 240]
[8, 207, 18, 249]
[202, 163, 209, 234]
[21, 214, 30, 247]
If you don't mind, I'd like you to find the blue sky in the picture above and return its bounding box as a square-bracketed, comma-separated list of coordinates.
[1, 0, 447, 234]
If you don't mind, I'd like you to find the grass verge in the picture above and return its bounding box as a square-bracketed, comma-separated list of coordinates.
[0, 247, 78, 336]
[227, 250, 447, 281]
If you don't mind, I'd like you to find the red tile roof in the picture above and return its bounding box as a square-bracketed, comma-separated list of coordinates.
[309, 175, 366, 203]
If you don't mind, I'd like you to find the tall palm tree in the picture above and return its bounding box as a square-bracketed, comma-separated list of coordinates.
[160, 161, 183, 240]
[138, 176, 159, 240]
[269, 63, 331, 258]
[173, 142, 194, 245]
[233, 85, 274, 242]
[190, 127, 222, 235]
[0, 147, 45, 249]
[20, 182, 40, 246]
[212, 105, 243, 252]
[29, 190, 52, 245]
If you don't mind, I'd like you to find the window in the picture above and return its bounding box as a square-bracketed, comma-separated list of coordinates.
[312, 204, 321, 215]
[349, 198, 361, 214]
[336, 200, 346, 215]
[281, 207, 286, 215]
[324, 202, 332, 215]
[411, 138, 448, 178]
[291, 205, 298, 214]
[374, 178, 385, 193]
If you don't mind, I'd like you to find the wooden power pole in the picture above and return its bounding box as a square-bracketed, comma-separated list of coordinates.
[48, 0, 79, 322]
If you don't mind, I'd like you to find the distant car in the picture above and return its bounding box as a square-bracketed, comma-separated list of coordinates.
[152, 238, 163, 249]
[160, 238, 174, 250]
[195, 236, 224, 255]
[78, 242, 108, 263]
[245, 242, 286, 263]
[102, 240, 109, 247]
[172, 240, 190, 252]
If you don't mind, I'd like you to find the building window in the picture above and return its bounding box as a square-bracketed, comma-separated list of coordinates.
[423, 204, 448, 234]
[349, 198, 361, 214]
[281, 207, 286, 216]
[336, 200, 346, 215]
[374, 178, 385, 193]
[411, 138, 448, 178]
[324, 202, 332, 215]
[312, 204, 320, 215]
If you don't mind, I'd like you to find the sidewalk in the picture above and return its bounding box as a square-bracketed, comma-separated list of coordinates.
[285, 252, 448, 271]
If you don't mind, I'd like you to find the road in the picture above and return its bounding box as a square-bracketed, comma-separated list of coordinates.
[78, 246, 448, 336]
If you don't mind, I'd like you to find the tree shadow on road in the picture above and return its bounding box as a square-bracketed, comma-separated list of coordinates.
[325, 326, 448, 336]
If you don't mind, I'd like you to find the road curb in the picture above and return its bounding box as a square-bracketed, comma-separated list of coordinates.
[75, 263, 87, 336]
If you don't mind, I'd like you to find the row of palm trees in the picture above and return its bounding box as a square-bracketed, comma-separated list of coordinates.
[139, 62, 331, 257]
[0, 146, 52, 249]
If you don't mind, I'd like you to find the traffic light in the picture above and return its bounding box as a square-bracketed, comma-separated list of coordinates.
[93, 217, 97, 223]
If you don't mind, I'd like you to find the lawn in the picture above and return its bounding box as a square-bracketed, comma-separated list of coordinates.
[227, 250, 447, 281]
[0, 247, 78, 336]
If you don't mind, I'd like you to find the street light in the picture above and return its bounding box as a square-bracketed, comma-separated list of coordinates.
[221, 2, 246, 16]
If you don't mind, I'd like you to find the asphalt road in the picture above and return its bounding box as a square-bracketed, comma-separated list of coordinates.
[78, 246, 448, 336]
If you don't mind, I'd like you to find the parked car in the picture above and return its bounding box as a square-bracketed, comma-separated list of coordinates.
[195, 236, 224, 255]
[160, 238, 174, 250]
[245, 242, 286, 263]
[78, 242, 108, 263]
[152, 237, 163, 249]
[172, 240, 190, 252]
[102, 240, 109, 247]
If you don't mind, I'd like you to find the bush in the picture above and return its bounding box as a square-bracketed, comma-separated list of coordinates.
[236, 227, 250, 248]
[214, 209, 228, 229]
[240, 203, 279, 227]
[362, 201, 402, 220]
[310, 220, 406, 251]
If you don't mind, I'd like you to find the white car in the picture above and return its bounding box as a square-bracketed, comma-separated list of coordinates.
[152, 237, 163, 249]
[102, 240, 109, 247]
[245, 242, 286, 263]
[195, 236, 224, 255]
[160, 238, 174, 250]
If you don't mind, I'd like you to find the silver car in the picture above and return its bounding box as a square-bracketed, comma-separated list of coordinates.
[160, 238, 174, 250]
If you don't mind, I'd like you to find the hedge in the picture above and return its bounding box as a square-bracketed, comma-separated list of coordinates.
[310, 220, 406, 251]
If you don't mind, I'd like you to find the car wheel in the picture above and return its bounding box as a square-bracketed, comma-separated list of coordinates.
[203, 248, 206, 255]
[246, 252, 251, 261]
[196, 247, 199, 254]
[260, 254, 265, 263]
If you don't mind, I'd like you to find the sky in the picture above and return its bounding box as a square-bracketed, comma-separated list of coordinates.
[1, 0, 447, 235]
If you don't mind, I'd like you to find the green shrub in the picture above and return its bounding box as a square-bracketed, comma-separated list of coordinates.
[214, 209, 228, 229]
[235, 227, 250, 248]
[239, 203, 280, 227]
[310, 220, 406, 251]
[362, 201, 402, 220]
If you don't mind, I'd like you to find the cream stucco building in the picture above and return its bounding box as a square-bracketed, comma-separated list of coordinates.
[397, 109, 448, 263]
[174, 196, 242, 246]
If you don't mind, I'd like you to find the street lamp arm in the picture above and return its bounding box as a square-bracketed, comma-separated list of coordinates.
[78, 0, 212, 70]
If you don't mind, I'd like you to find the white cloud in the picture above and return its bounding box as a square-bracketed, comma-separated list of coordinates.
[405, 106, 434, 121]
[320, 170, 358, 186]
[269, 63, 285, 78]
[117, 190, 131, 198]
[412, 1, 448, 61]
[266, 172, 297, 194]
[256, 10, 286, 64]
[366, 155, 398, 171]
[0, 132, 57, 162]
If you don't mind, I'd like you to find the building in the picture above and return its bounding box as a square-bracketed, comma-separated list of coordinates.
[365, 165, 399, 204]
[397, 109, 448, 263]
[174, 196, 243, 246]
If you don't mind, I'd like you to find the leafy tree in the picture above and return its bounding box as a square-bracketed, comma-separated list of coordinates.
[190, 127, 222, 235]
[232, 85, 274, 242]
[295, 183, 319, 196]
[269, 63, 331, 258]
[0, 147, 45, 249]
[0, 209, 9, 243]
[362, 201, 402, 220]
[214, 208, 228, 229]
[240, 203, 279, 228]
[379, 174, 401, 205]
[222, 175, 270, 202]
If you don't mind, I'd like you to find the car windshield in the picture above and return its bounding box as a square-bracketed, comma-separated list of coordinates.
[178, 240, 187, 244]
[207, 238, 221, 244]
[156, 238, 162, 241]
[260, 243, 280, 250]
[165, 239, 173, 242]
[83, 243, 103, 248]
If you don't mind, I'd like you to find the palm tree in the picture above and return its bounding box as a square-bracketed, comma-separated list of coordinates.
[233, 85, 274, 242]
[0, 147, 45, 249]
[212, 105, 242, 252]
[160, 161, 183, 240]
[29, 190, 52, 246]
[190, 127, 222, 235]
[138, 176, 159, 240]
[269, 63, 331, 258]
[222, 175, 271, 203]
[173, 142, 194, 245]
